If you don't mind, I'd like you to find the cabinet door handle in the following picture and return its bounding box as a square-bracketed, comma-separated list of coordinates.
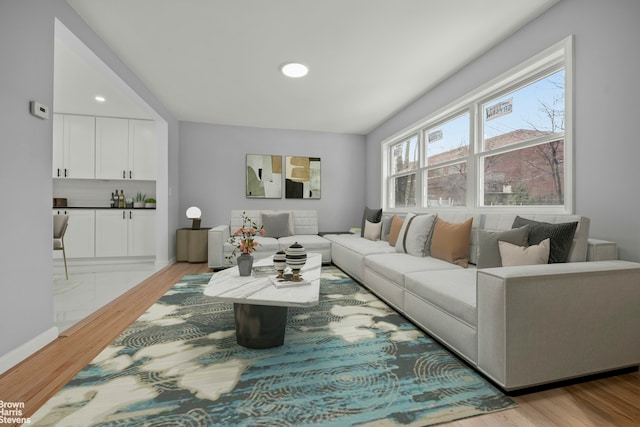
[122, 211, 125, 219]
[64, 168, 68, 177]
[129, 211, 132, 219]
[129, 170, 132, 179]
[57, 168, 60, 177]
[122, 170, 126, 179]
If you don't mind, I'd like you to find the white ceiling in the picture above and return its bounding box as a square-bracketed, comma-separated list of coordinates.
[60, 0, 559, 134]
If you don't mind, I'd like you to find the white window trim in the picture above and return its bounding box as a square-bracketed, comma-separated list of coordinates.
[381, 35, 574, 214]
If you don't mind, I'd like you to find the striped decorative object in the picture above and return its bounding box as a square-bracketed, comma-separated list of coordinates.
[273, 250, 287, 278]
[286, 242, 307, 281]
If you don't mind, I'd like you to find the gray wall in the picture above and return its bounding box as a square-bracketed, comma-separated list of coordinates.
[179, 122, 366, 232]
[366, 0, 640, 261]
[0, 0, 56, 363]
[0, 0, 179, 362]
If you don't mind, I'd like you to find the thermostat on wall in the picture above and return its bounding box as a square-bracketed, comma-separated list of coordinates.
[30, 100, 49, 119]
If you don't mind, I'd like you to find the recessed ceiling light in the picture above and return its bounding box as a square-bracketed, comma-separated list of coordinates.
[281, 62, 309, 78]
[94, 95, 106, 102]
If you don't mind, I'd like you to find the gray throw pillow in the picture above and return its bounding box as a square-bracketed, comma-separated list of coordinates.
[477, 225, 529, 269]
[261, 212, 292, 238]
[512, 216, 578, 263]
[380, 214, 394, 241]
[361, 207, 382, 237]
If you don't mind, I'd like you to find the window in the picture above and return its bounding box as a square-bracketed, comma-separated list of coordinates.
[480, 69, 565, 206]
[424, 113, 469, 207]
[382, 37, 572, 213]
[389, 135, 418, 208]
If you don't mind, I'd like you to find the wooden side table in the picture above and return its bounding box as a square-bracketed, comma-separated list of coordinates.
[176, 228, 211, 262]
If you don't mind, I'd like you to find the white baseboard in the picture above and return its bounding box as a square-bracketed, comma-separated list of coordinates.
[0, 327, 59, 376]
[155, 257, 175, 270]
[53, 257, 156, 274]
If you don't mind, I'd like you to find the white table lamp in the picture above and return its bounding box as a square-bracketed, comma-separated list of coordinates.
[186, 206, 202, 230]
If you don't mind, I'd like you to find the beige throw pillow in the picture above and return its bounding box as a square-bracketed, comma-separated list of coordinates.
[430, 218, 473, 267]
[499, 238, 550, 266]
[364, 219, 382, 241]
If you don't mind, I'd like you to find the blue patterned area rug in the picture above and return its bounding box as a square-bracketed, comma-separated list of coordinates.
[31, 266, 516, 426]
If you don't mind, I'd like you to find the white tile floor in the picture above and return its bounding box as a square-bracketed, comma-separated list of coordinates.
[53, 262, 157, 332]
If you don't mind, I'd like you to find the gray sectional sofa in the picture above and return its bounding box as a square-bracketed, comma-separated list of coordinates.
[324, 211, 640, 391]
[208, 209, 640, 391]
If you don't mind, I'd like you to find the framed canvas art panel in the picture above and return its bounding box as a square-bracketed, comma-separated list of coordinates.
[246, 154, 283, 198]
[285, 156, 321, 199]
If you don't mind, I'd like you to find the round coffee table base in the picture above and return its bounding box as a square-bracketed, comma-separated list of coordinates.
[233, 303, 288, 349]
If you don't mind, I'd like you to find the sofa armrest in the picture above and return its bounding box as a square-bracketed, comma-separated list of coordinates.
[587, 238, 617, 261]
[477, 260, 640, 390]
[208, 225, 230, 269]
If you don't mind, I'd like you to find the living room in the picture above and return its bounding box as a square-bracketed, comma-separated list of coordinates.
[1, 0, 639, 425]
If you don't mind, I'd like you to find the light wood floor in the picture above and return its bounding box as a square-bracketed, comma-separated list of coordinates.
[1, 262, 638, 426]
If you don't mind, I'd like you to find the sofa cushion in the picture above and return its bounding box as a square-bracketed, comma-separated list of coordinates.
[388, 215, 404, 247]
[279, 234, 330, 252]
[261, 211, 293, 238]
[364, 219, 382, 241]
[324, 234, 396, 256]
[361, 207, 382, 237]
[431, 217, 473, 267]
[365, 253, 461, 286]
[404, 269, 477, 327]
[512, 216, 578, 263]
[290, 210, 319, 235]
[477, 225, 529, 269]
[395, 213, 437, 257]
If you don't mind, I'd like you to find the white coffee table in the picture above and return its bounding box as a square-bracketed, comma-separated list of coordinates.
[204, 252, 322, 348]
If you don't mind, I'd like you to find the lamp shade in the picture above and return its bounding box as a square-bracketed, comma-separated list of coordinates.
[186, 206, 201, 219]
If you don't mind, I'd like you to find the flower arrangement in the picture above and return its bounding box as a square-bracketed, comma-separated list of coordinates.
[226, 211, 265, 262]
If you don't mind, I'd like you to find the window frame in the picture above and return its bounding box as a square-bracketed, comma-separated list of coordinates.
[387, 133, 420, 209]
[421, 109, 472, 208]
[381, 36, 573, 214]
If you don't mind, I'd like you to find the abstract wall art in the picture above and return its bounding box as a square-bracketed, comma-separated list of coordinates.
[285, 156, 321, 199]
[246, 154, 282, 198]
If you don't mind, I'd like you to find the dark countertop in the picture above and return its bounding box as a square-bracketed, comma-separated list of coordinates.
[53, 206, 156, 210]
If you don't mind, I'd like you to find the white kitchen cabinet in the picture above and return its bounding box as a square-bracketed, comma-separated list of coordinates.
[95, 210, 155, 257]
[128, 209, 156, 256]
[95, 117, 129, 180]
[95, 210, 129, 257]
[52, 114, 64, 178]
[95, 118, 155, 180]
[52, 114, 95, 179]
[52, 209, 95, 258]
[129, 119, 156, 180]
